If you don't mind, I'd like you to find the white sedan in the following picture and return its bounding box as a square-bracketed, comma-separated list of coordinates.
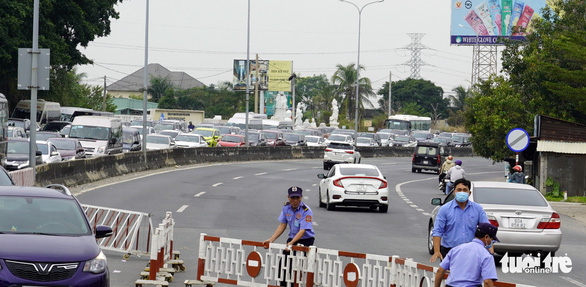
[145, 134, 174, 150]
[174, 134, 208, 148]
[317, 164, 389, 213]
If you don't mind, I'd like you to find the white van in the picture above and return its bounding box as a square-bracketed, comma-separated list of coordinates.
[69, 116, 123, 157]
[11, 99, 61, 126]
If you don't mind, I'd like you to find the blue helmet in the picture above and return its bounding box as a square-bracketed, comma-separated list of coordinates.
[455, 160, 462, 166]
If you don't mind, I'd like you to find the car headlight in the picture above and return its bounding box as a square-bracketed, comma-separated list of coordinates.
[83, 251, 107, 274]
[96, 146, 106, 154]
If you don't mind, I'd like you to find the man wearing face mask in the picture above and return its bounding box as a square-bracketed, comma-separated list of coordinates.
[430, 178, 490, 263]
[434, 223, 499, 287]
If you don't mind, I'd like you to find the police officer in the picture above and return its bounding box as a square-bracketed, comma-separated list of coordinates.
[263, 186, 315, 249]
[434, 222, 499, 287]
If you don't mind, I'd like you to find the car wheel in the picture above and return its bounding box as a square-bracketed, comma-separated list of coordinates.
[427, 221, 435, 255]
[323, 162, 328, 170]
[326, 192, 335, 211]
[358, 158, 361, 164]
[412, 168, 416, 173]
[318, 189, 326, 208]
[379, 205, 388, 213]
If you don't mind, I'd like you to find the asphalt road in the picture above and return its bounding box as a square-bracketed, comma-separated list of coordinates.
[75, 157, 586, 287]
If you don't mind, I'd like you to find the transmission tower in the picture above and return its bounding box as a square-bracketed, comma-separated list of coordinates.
[402, 33, 429, 79]
[471, 45, 498, 86]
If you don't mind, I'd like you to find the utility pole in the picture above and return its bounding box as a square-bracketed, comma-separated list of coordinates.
[102, 75, 107, 111]
[388, 71, 392, 117]
[254, 54, 259, 114]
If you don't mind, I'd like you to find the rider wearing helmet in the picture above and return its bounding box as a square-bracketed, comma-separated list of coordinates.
[445, 160, 465, 194]
[439, 155, 455, 189]
[509, 165, 526, 184]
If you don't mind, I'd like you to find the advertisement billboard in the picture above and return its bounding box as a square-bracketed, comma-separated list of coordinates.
[450, 0, 551, 45]
[233, 59, 269, 91]
[264, 91, 291, 117]
[268, 61, 292, 92]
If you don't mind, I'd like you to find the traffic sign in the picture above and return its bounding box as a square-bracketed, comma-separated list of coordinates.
[246, 251, 262, 278]
[343, 263, 360, 287]
[506, 128, 530, 152]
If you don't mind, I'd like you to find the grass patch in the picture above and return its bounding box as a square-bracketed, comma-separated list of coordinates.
[545, 195, 586, 203]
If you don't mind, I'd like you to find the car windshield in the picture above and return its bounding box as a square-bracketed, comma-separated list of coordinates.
[122, 131, 136, 144]
[49, 139, 75, 150]
[37, 133, 58, 141]
[284, 134, 300, 141]
[359, 133, 374, 139]
[159, 131, 178, 138]
[193, 129, 213, 137]
[217, 127, 232, 134]
[357, 138, 371, 144]
[328, 142, 352, 150]
[306, 137, 319, 143]
[413, 133, 430, 139]
[248, 134, 260, 142]
[0, 196, 90, 235]
[154, 123, 174, 132]
[37, 143, 49, 155]
[176, 135, 200, 143]
[147, 136, 169, 144]
[395, 136, 410, 142]
[69, 125, 109, 140]
[339, 166, 379, 176]
[261, 131, 278, 139]
[473, 187, 548, 206]
[7, 141, 29, 154]
[222, 135, 242, 143]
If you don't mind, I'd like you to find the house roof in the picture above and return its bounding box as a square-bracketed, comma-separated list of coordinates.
[536, 141, 586, 154]
[107, 63, 204, 92]
[112, 98, 158, 114]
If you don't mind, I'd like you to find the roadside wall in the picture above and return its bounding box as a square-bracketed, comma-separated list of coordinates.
[34, 146, 475, 187]
[538, 153, 586, 197]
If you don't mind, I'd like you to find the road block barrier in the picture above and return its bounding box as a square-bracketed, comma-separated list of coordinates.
[195, 234, 534, 287]
[82, 204, 153, 258]
[9, 168, 34, 186]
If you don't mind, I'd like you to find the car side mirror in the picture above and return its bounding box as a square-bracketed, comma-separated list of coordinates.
[317, 174, 326, 179]
[95, 225, 113, 239]
[431, 198, 442, 206]
[35, 150, 42, 156]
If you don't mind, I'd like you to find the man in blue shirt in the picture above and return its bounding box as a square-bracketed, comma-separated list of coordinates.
[434, 223, 499, 287]
[430, 178, 490, 262]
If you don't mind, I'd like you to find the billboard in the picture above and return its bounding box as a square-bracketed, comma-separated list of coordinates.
[233, 59, 269, 91]
[450, 0, 552, 45]
[268, 61, 292, 92]
[264, 91, 291, 117]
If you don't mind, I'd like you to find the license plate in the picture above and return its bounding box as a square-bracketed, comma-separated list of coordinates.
[423, 160, 429, 164]
[510, 218, 527, 229]
[356, 184, 366, 192]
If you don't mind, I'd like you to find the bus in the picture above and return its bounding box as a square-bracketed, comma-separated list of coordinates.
[384, 114, 431, 134]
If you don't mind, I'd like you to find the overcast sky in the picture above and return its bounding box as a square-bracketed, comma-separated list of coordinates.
[77, 0, 488, 97]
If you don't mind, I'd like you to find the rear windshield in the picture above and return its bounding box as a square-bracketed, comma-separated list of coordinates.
[416, 146, 437, 155]
[328, 142, 352, 150]
[473, 187, 548, 206]
[339, 166, 379, 176]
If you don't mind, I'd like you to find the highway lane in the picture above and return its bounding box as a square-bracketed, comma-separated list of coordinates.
[75, 157, 585, 287]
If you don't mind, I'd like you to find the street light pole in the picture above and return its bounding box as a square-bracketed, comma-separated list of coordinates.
[340, 0, 384, 134]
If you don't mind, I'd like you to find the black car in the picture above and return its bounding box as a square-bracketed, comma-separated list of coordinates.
[411, 142, 449, 174]
[283, 133, 307, 146]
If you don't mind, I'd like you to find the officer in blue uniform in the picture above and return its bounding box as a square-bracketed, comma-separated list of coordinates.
[263, 186, 315, 249]
[434, 223, 499, 287]
[263, 186, 315, 287]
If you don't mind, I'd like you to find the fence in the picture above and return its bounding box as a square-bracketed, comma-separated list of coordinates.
[82, 204, 153, 259]
[195, 234, 534, 287]
[8, 167, 34, 186]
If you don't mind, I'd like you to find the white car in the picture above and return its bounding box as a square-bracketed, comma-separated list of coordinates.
[158, 129, 182, 140]
[317, 164, 389, 212]
[326, 134, 353, 144]
[355, 137, 377, 147]
[376, 132, 393, 147]
[145, 134, 174, 150]
[175, 134, 208, 148]
[36, 140, 62, 164]
[305, 135, 326, 147]
[323, 141, 361, 170]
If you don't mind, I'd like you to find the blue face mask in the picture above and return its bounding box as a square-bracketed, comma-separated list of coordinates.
[485, 238, 495, 250]
[455, 192, 469, 203]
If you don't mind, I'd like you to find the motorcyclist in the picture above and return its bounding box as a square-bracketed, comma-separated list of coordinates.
[509, 165, 526, 184]
[445, 160, 465, 194]
[439, 155, 455, 185]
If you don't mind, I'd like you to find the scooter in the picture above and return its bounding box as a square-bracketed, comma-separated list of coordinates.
[438, 172, 449, 194]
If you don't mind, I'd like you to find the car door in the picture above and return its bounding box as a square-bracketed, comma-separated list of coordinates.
[49, 143, 61, 162]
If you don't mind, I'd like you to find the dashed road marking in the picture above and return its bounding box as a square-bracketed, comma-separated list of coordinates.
[561, 277, 586, 287]
[283, 168, 297, 171]
[177, 205, 189, 213]
[194, 192, 205, 197]
[212, 182, 223, 187]
[255, 172, 267, 176]
[233, 176, 243, 180]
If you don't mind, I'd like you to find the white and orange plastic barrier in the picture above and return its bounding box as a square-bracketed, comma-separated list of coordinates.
[195, 233, 534, 287]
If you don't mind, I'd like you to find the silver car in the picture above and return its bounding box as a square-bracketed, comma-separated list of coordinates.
[428, 181, 562, 256]
[323, 141, 361, 170]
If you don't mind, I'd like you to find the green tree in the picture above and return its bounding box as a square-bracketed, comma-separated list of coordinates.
[149, 76, 174, 103]
[331, 63, 375, 128]
[378, 78, 448, 118]
[0, 0, 122, 107]
[295, 74, 331, 123]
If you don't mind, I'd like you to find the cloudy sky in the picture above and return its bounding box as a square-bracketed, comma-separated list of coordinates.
[77, 0, 491, 97]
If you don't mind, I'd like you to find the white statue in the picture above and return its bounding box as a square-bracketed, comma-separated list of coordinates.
[271, 92, 288, 121]
[329, 98, 339, 128]
[310, 118, 317, 128]
[294, 102, 304, 129]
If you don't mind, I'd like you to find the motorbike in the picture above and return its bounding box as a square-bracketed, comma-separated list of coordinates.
[438, 172, 450, 194]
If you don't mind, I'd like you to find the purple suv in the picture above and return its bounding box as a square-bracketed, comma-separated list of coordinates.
[0, 186, 112, 286]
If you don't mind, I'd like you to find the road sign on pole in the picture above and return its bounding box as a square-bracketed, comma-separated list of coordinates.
[506, 128, 530, 152]
[17, 48, 50, 90]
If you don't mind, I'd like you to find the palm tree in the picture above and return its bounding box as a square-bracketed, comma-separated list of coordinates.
[450, 86, 469, 110]
[331, 63, 375, 122]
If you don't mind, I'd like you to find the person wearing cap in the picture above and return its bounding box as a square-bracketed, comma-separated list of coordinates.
[434, 222, 499, 287]
[263, 186, 315, 249]
[430, 178, 490, 263]
[445, 159, 465, 193]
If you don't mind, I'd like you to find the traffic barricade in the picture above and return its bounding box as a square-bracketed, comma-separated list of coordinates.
[9, 167, 34, 186]
[193, 233, 535, 287]
[82, 204, 153, 259]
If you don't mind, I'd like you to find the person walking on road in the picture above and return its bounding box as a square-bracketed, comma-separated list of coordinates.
[445, 160, 465, 193]
[263, 186, 315, 286]
[434, 222, 499, 287]
[430, 178, 490, 262]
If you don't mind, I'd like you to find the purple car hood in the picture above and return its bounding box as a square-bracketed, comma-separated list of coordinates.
[0, 234, 99, 262]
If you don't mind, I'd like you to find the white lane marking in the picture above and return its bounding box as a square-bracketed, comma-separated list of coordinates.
[423, 212, 431, 216]
[255, 172, 267, 176]
[306, 189, 311, 192]
[212, 182, 223, 187]
[410, 205, 418, 208]
[177, 205, 189, 213]
[283, 168, 296, 171]
[312, 184, 317, 186]
[194, 192, 205, 197]
[416, 208, 425, 212]
[561, 277, 586, 287]
[312, 221, 318, 226]
[233, 176, 243, 180]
